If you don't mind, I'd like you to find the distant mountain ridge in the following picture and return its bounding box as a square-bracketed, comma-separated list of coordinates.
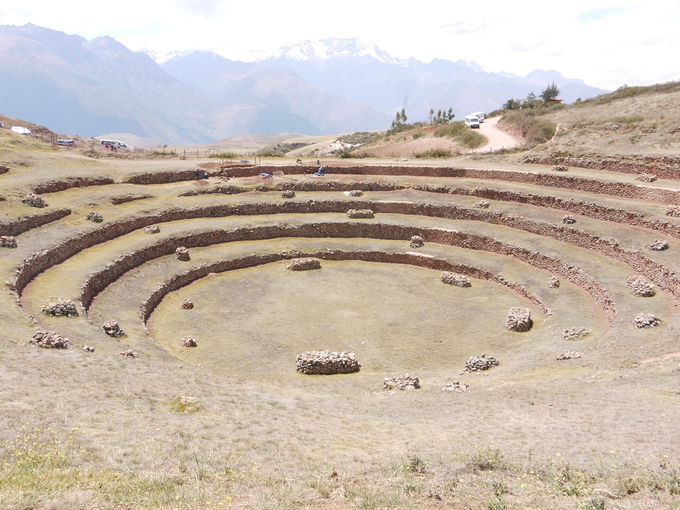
[0, 25, 607, 144]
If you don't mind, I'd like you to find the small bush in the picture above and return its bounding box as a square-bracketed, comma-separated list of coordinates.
[167, 396, 201, 414]
[499, 111, 556, 146]
[434, 121, 487, 148]
[209, 151, 238, 159]
[469, 446, 505, 471]
[415, 148, 452, 158]
[402, 454, 427, 474]
[412, 132, 424, 139]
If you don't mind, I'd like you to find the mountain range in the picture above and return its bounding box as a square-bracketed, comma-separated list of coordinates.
[0, 24, 607, 145]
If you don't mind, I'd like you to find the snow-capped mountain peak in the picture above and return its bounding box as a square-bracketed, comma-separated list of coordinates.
[274, 38, 404, 64]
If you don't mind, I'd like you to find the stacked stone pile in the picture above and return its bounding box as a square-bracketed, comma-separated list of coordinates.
[281, 190, 296, 198]
[506, 308, 532, 332]
[0, 235, 17, 248]
[409, 235, 424, 248]
[649, 239, 669, 251]
[22, 194, 47, 208]
[287, 258, 321, 271]
[548, 276, 560, 288]
[348, 190, 363, 197]
[42, 300, 78, 317]
[636, 173, 657, 182]
[175, 246, 190, 261]
[562, 327, 591, 341]
[633, 313, 660, 328]
[464, 354, 500, 372]
[552, 165, 569, 172]
[441, 272, 471, 287]
[666, 206, 680, 217]
[562, 215, 577, 224]
[181, 299, 194, 309]
[182, 336, 198, 347]
[346, 209, 374, 219]
[626, 275, 655, 297]
[556, 351, 582, 360]
[82, 345, 95, 353]
[296, 351, 360, 374]
[143, 225, 160, 234]
[119, 349, 138, 358]
[87, 211, 103, 223]
[383, 374, 420, 390]
[475, 200, 490, 209]
[441, 381, 470, 392]
[31, 331, 71, 349]
[103, 320, 125, 337]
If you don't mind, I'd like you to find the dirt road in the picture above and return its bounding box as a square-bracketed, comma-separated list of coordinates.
[473, 115, 521, 152]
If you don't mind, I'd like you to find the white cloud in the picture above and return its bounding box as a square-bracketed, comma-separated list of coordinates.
[1, 0, 678, 89]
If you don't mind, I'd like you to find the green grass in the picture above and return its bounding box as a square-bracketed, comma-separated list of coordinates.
[433, 121, 487, 148]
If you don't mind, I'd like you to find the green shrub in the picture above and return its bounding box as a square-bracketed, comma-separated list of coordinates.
[412, 132, 424, 139]
[499, 111, 556, 146]
[415, 148, 452, 158]
[434, 121, 487, 148]
[209, 151, 238, 159]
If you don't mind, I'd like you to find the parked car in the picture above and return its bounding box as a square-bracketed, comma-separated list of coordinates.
[99, 139, 135, 151]
[465, 115, 481, 129]
[56, 138, 75, 147]
[471, 111, 485, 123]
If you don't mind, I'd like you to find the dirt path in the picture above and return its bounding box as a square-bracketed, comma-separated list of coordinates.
[473, 115, 521, 152]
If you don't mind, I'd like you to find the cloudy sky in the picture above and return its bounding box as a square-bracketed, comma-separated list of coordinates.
[1, 0, 678, 89]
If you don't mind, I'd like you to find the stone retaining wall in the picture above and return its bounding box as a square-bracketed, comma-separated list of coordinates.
[137, 247, 551, 323]
[33, 177, 115, 194]
[0, 209, 71, 237]
[125, 169, 212, 185]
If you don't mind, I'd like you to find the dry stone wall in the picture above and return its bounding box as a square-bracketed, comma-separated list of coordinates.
[0, 209, 71, 237]
[33, 177, 114, 194]
[296, 351, 360, 374]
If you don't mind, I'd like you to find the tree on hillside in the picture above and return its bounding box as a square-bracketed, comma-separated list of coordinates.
[391, 108, 408, 129]
[503, 98, 521, 110]
[540, 82, 560, 102]
[430, 107, 455, 125]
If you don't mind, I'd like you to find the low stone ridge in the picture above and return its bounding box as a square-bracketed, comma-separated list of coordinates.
[103, 320, 125, 337]
[475, 200, 490, 209]
[667, 206, 680, 217]
[296, 351, 360, 375]
[633, 313, 661, 328]
[556, 351, 582, 360]
[143, 225, 160, 234]
[182, 336, 198, 347]
[42, 300, 78, 317]
[464, 354, 500, 372]
[348, 190, 363, 197]
[552, 165, 569, 172]
[0, 235, 17, 248]
[111, 194, 152, 205]
[562, 327, 591, 341]
[649, 239, 669, 251]
[636, 173, 657, 182]
[22, 194, 47, 208]
[31, 331, 70, 349]
[409, 235, 424, 248]
[626, 275, 656, 297]
[181, 299, 194, 309]
[119, 349, 138, 358]
[175, 246, 190, 261]
[506, 307, 532, 332]
[562, 215, 577, 224]
[287, 258, 321, 271]
[441, 272, 471, 287]
[441, 381, 470, 392]
[87, 211, 103, 223]
[548, 276, 560, 288]
[281, 190, 295, 198]
[383, 374, 420, 390]
[346, 209, 374, 219]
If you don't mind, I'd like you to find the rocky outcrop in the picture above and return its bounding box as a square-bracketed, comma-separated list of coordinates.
[287, 258, 321, 271]
[441, 272, 471, 287]
[22, 194, 47, 208]
[383, 374, 420, 390]
[548, 276, 560, 288]
[562, 327, 591, 341]
[103, 320, 125, 337]
[556, 351, 582, 360]
[144, 225, 160, 234]
[181, 299, 194, 309]
[506, 308, 532, 332]
[181, 336, 198, 347]
[119, 349, 138, 358]
[636, 174, 657, 182]
[562, 215, 576, 224]
[175, 246, 190, 261]
[633, 313, 660, 328]
[296, 351, 360, 374]
[441, 381, 470, 392]
[0, 235, 17, 248]
[649, 240, 669, 251]
[87, 212, 103, 223]
[42, 300, 78, 317]
[31, 331, 70, 349]
[464, 354, 500, 372]
[475, 200, 490, 209]
[626, 275, 655, 297]
[281, 190, 295, 198]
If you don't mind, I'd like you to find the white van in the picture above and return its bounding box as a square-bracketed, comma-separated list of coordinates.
[471, 111, 485, 123]
[99, 139, 135, 151]
[465, 115, 480, 129]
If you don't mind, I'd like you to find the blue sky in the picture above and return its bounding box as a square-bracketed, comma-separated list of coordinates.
[1, 0, 678, 89]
